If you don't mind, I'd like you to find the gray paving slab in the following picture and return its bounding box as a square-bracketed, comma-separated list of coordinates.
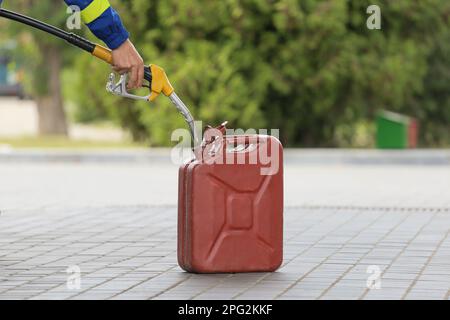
[0, 153, 449, 299]
[0, 205, 449, 300]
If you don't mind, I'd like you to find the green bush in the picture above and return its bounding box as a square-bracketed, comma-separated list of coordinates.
[67, 0, 450, 147]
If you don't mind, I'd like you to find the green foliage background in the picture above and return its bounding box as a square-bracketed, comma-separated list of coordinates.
[5, 0, 450, 147]
[2, 0, 80, 96]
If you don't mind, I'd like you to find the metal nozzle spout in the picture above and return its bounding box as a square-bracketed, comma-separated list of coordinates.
[169, 93, 199, 148]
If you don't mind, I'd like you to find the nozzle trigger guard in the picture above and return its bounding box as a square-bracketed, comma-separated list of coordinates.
[106, 73, 150, 101]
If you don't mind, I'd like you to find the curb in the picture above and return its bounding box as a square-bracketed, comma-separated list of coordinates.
[0, 148, 449, 165]
[0, 148, 173, 164]
[284, 149, 450, 165]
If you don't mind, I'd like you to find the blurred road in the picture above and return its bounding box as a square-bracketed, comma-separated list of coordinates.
[0, 150, 449, 210]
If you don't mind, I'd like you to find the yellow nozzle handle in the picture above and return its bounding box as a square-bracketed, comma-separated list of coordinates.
[149, 64, 174, 102]
[92, 45, 173, 102]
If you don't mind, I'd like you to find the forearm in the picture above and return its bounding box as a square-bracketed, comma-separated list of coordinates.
[64, 0, 129, 49]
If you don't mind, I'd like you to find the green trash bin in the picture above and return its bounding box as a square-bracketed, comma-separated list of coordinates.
[376, 110, 418, 149]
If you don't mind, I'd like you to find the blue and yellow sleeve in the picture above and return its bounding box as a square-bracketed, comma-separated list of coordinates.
[64, 0, 129, 50]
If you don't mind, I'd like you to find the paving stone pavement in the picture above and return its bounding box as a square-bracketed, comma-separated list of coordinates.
[0, 151, 449, 300]
[0, 205, 449, 300]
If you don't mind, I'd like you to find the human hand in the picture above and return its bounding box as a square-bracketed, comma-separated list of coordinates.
[111, 39, 144, 90]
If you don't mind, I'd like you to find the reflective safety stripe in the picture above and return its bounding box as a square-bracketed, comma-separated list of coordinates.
[81, 0, 111, 24]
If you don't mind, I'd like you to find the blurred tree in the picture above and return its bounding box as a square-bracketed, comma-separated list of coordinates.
[411, 22, 450, 147]
[2, 0, 71, 135]
[67, 0, 450, 147]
